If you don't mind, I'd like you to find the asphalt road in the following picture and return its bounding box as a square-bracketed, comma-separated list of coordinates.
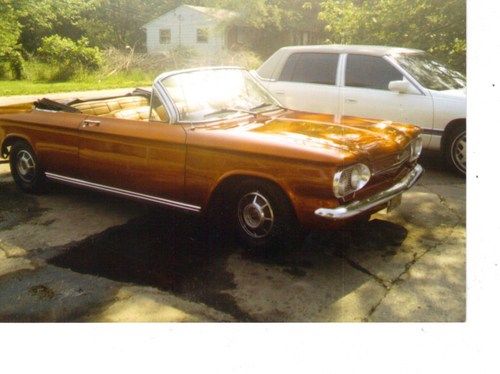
[0, 153, 465, 322]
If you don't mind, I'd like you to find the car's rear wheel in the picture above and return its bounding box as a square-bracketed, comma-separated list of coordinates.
[9, 141, 46, 193]
[233, 180, 303, 252]
[444, 123, 466, 177]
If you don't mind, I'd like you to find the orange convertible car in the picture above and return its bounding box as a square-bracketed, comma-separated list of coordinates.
[0, 67, 423, 250]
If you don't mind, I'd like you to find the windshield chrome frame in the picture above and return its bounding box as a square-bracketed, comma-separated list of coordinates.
[153, 66, 283, 124]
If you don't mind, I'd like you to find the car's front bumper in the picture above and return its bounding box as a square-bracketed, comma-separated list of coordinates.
[315, 164, 424, 220]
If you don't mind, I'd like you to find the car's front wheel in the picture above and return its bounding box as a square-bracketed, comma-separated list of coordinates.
[445, 123, 466, 177]
[9, 140, 46, 193]
[233, 180, 302, 252]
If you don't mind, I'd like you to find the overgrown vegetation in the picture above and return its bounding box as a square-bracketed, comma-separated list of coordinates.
[0, 0, 465, 95]
[36, 36, 103, 81]
[0, 46, 262, 95]
[319, 0, 466, 72]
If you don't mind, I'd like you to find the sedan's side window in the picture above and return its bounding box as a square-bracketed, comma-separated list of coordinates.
[345, 55, 403, 90]
[150, 89, 170, 122]
[279, 53, 339, 85]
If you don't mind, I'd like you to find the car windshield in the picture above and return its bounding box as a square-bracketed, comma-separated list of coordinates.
[160, 68, 281, 122]
[395, 53, 466, 91]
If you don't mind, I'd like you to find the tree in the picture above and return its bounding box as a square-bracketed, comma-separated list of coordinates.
[0, 0, 24, 79]
[319, 0, 466, 72]
[204, 0, 327, 56]
[13, 0, 98, 53]
[79, 0, 183, 50]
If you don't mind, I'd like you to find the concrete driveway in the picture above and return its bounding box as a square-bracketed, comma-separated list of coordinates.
[0, 153, 465, 322]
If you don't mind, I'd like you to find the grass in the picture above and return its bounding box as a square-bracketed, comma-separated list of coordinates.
[0, 49, 262, 96]
[0, 71, 155, 96]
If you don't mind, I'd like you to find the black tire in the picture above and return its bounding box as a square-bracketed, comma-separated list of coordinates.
[444, 123, 466, 177]
[9, 141, 46, 193]
[232, 179, 303, 253]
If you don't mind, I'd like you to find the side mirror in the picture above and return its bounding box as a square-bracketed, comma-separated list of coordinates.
[388, 80, 410, 94]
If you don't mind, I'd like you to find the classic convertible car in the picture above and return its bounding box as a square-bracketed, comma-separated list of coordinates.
[0, 67, 423, 251]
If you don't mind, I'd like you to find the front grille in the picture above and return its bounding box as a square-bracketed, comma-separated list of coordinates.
[372, 146, 411, 176]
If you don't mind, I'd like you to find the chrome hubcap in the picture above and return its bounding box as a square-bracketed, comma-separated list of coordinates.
[16, 150, 36, 183]
[452, 132, 466, 172]
[238, 192, 274, 239]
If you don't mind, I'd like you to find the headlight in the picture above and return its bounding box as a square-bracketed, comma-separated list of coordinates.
[333, 163, 371, 198]
[410, 135, 423, 161]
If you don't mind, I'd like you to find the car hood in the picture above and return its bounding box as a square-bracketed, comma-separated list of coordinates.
[429, 87, 466, 100]
[188, 111, 420, 166]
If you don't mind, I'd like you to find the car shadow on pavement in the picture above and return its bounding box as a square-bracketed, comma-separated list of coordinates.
[47, 207, 408, 321]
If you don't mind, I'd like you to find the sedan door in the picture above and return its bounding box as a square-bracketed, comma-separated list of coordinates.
[78, 92, 187, 202]
[340, 54, 434, 145]
[265, 52, 341, 119]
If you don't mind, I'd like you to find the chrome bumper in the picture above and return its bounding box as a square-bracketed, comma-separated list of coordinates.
[315, 164, 424, 220]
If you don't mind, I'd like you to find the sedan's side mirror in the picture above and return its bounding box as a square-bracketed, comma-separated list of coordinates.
[388, 80, 410, 94]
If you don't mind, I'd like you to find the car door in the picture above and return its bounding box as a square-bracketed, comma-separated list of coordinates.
[265, 52, 341, 119]
[340, 54, 434, 146]
[20, 109, 84, 179]
[78, 91, 187, 201]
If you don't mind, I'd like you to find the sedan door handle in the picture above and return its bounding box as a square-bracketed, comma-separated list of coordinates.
[274, 91, 285, 95]
[82, 120, 101, 127]
[345, 98, 357, 103]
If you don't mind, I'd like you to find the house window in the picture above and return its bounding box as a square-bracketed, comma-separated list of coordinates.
[159, 29, 171, 44]
[197, 28, 208, 43]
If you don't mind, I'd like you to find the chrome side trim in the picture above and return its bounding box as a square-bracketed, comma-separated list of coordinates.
[45, 173, 201, 213]
[315, 164, 424, 219]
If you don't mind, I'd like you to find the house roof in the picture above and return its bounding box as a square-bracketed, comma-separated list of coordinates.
[142, 4, 238, 28]
[184, 5, 238, 20]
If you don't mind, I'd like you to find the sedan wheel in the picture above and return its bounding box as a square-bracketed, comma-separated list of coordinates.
[451, 132, 466, 174]
[445, 123, 466, 177]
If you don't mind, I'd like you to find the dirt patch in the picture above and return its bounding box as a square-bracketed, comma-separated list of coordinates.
[29, 284, 56, 300]
[0, 183, 46, 230]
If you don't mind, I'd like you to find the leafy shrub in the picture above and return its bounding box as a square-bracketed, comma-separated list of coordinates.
[0, 62, 8, 79]
[36, 35, 103, 81]
[0, 50, 25, 80]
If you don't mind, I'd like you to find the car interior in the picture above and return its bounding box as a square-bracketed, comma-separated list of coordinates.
[34, 89, 168, 122]
[71, 96, 152, 120]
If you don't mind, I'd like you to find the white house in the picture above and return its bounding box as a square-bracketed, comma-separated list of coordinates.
[142, 4, 240, 55]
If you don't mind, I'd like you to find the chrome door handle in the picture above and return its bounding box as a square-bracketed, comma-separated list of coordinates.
[82, 120, 100, 127]
[275, 91, 285, 95]
[345, 98, 357, 103]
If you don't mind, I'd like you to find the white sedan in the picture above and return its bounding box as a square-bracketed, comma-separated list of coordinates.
[254, 45, 466, 176]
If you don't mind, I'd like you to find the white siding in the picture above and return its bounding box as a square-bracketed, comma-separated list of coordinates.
[145, 5, 227, 55]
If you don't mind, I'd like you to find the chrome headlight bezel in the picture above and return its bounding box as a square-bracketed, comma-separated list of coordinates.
[333, 163, 371, 198]
[410, 135, 423, 161]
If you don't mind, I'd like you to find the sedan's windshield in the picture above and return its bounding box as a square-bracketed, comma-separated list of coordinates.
[160, 69, 281, 122]
[395, 53, 466, 91]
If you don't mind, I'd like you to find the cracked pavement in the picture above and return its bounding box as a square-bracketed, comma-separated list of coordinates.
[0, 153, 465, 322]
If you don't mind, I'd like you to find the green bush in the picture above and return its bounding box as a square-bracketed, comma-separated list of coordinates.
[36, 35, 103, 81]
[0, 61, 9, 79]
[0, 50, 25, 80]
